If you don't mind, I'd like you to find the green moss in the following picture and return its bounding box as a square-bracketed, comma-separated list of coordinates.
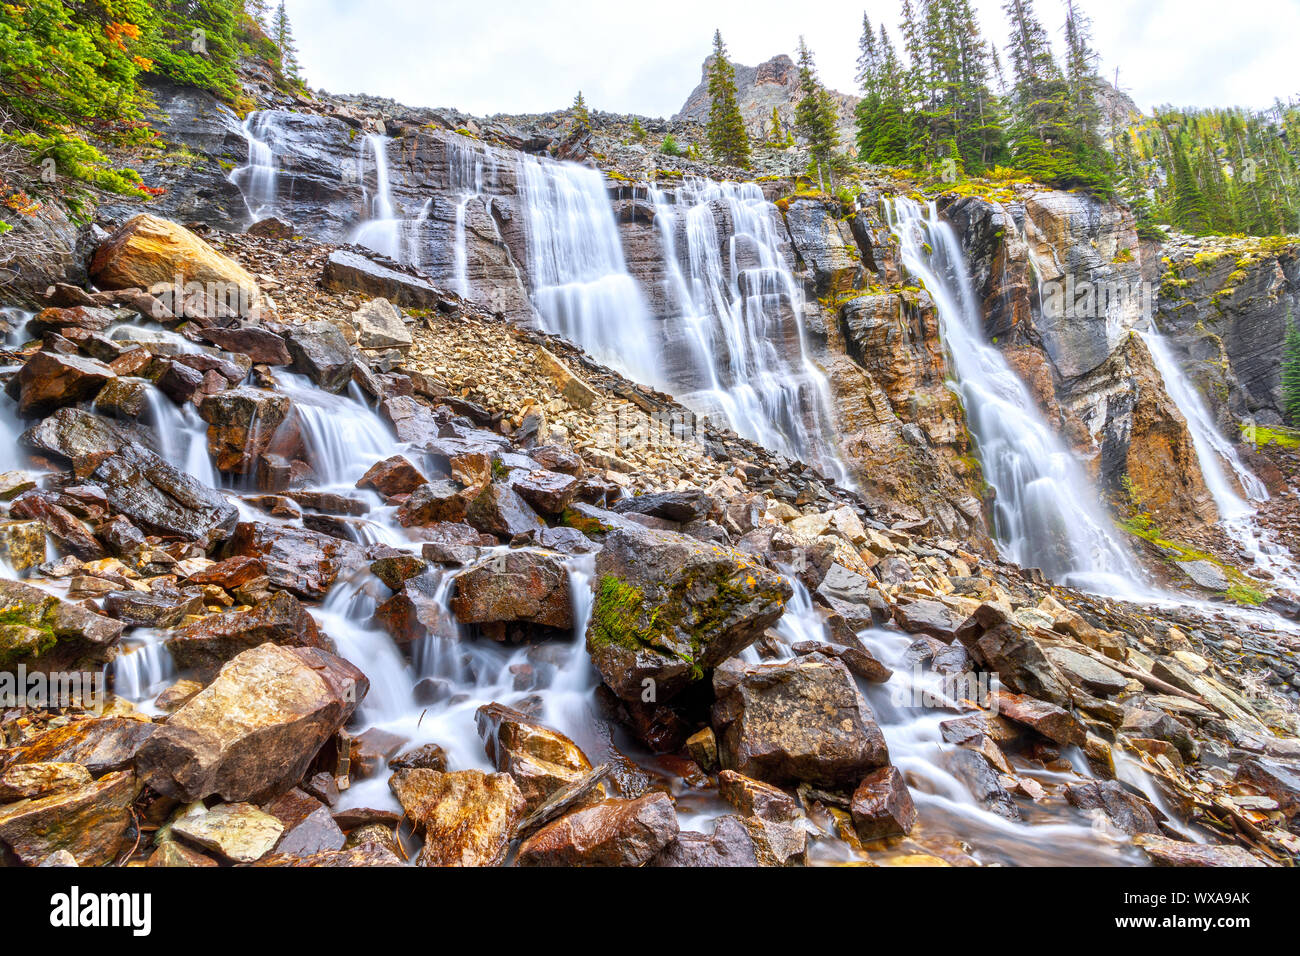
[1226, 582, 1266, 606]
[0, 599, 60, 666]
[1242, 423, 1300, 449]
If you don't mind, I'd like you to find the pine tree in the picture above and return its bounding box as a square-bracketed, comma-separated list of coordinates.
[571, 91, 591, 130]
[271, 0, 301, 82]
[705, 30, 750, 167]
[1283, 315, 1300, 425]
[794, 37, 840, 171]
[629, 117, 647, 141]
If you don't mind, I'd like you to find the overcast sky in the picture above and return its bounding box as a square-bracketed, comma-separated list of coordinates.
[286, 0, 1297, 118]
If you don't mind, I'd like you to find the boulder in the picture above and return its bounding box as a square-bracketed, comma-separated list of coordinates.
[3, 716, 155, 775]
[388, 768, 525, 866]
[511, 470, 580, 516]
[534, 346, 599, 409]
[171, 802, 285, 863]
[611, 490, 718, 523]
[1044, 646, 1128, 696]
[0, 770, 139, 866]
[0, 578, 124, 670]
[1065, 780, 1161, 834]
[1235, 757, 1300, 818]
[89, 443, 237, 544]
[945, 748, 1021, 820]
[465, 482, 546, 539]
[1134, 834, 1267, 867]
[475, 702, 595, 812]
[373, 573, 453, 644]
[0, 520, 47, 571]
[419, 522, 489, 565]
[261, 788, 346, 857]
[17, 352, 114, 417]
[971, 624, 1072, 706]
[197, 326, 291, 365]
[586, 525, 793, 703]
[369, 553, 429, 589]
[451, 551, 572, 631]
[652, 815, 761, 867]
[396, 480, 470, 526]
[356, 455, 427, 497]
[103, 587, 204, 628]
[893, 598, 966, 641]
[8, 493, 104, 560]
[0, 762, 92, 802]
[224, 522, 363, 600]
[198, 388, 292, 474]
[991, 691, 1086, 746]
[285, 322, 354, 393]
[515, 793, 678, 867]
[90, 377, 149, 420]
[90, 215, 261, 318]
[716, 769, 807, 866]
[712, 654, 889, 787]
[352, 297, 412, 349]
[165, 591, 328, 673]
[21, 406, 139, 477]
[850, 766, 918, 840]
[133, 644, 367, 802]
[322, 248, 448, 309]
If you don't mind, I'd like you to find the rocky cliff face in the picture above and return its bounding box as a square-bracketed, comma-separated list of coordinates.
[676, 54, 859, 147]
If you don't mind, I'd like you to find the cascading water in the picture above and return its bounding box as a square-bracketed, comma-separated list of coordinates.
[446, 135, 493, 298]
[230, 113, 280, 223]
[649, 178, 851, 486]
[352, 133, 405, 261]
[518, 155, 661, 387]
[1140, 328, 1299, 590]
[887, 197, 1143, 596]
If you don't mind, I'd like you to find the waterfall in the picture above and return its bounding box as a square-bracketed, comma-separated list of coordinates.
[887, 198, 1143, 596]
[649, 179, 852, 486]
[230, 113, 280, 223]
[352, 133, 404, 260]
[447, 135, 491, 297]
[518, 155, 661, 387]
[1140, 329, 1299, 590]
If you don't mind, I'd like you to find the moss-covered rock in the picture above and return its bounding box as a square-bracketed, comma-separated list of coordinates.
[585, 526, 792, 703]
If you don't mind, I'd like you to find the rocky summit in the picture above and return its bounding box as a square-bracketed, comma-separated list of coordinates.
[0, 1, 1298, 880]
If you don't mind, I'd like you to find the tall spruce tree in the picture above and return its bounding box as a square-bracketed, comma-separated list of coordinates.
[795, 37, 840, 172]
[706, 30, 750, 167]
[271, 0, 301, 82]
[571, 91, 591, 129]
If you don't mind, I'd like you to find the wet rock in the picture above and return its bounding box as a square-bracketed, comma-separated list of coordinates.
[587, 525, 792, 703]
[451, 550, 572, 631]
[0, 762, 92, 802]
[165, 591, 327, 673]
[246, 217, 294, 239]
[939, 711, 1022, 746]
[4, 716, 155, 775]
[90, 443, 238, 544]
[0, 578, 124, 670]
[379, 395, 444, 444]
[9, 492, 104, 560]
[686, 727, 718, 771]
[0, 520, 47, 572]
[254, 843, 404, 866]
[850, 766, 918, 840]
[373, 573, 453, 643]
[148, 840, 219, 867]
[186, 555, 268, 590]
[653, 815, 761, 866]
[475, 702, 595, 812]
[1120, 708, 1198, 762]
[285, 321, 354, 393]
[396, 480, 470, 526]
[991, 691, 1086, 746]
[893, 598, 966, 641]
[418, 522, 487, 565]
[134, 644, 367, 802]
[21, 407, 139, 477]
[1065, 780, 1161, 834]
[1235, 757, 1300, 818]
[945, 748, 1021, 821]
[262, 788, 347, 856]
[716, 769, 807, 866]
[970, 624, 1072, 706]
[197, 326, 291, 365]
[388, 743, 448, 773]
[91, 377, 149, 419]
[103, 587, 204, 628]
[1175, 559, 1231, 592]
[352, 297, 412, 349]
[198, 388, 292, 474]
[370, 553, 429, 589]
[171, 802, 284, 863]
[465, 482, 546, 539]
[90, 214, 262, 318]
[155, 359, 206, 403]
[0, 769, 139, 866]
[224, 522, 363, 600]
[17, 352, 114, 417]
[1045, 646, 1128, 696]
[1134, 834, 1267, 867]
[712, 654, 889, 787]
[611, 490, 718, 523]
[357, 455, 427, 497]
[515, 792, 678, 867]
[388, 768, 525, 867]
[511, 470, 580, 516]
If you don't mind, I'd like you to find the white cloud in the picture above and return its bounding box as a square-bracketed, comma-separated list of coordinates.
[284, 0, 1298, 118]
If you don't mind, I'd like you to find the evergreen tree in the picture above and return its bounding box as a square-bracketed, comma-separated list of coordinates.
[571, 91, 591, 130]
[271, 1, 301, 82]
[794, 37, 840, 171]
[705, 30, 750, 167]
[150, 0, 242, 98]
[1283, 315, 1300, 425]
